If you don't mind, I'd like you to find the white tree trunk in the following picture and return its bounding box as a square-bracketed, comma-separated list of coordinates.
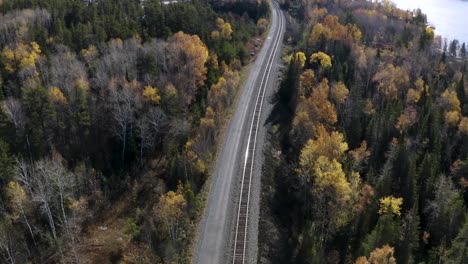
[44, 201, 57, 240]
[21, 207, 36, 244]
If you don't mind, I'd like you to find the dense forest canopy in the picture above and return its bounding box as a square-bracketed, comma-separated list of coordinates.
[0, 0, 270, 262]
[2, 0, 468, 263]
[260, 0, 467, 263]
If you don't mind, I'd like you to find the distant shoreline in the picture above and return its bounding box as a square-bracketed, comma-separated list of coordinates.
[391, 0, 468, 45]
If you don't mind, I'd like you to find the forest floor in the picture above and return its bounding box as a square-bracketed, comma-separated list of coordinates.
[77, 196, 134, 263]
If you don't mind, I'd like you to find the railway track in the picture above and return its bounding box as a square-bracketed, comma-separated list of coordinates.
[232, 2, 285, 264]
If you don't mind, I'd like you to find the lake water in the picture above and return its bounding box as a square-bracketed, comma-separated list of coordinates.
[391, 0, 468, 45]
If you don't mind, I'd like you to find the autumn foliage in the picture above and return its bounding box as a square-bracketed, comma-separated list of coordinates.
[261, 0, 468, 263]
[0, 0, 269, 262]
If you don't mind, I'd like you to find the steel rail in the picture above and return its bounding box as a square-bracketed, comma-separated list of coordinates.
[232, 2, 285, 263]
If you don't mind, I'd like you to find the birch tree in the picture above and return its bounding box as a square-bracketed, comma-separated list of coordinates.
[31, 164, 57, 240]
[109, 85, 139, 165]
[1, 98, 26, 130]
[36, 157, 75, 226]
[136, 107, 166, 165]
[0, 220, 24, 264]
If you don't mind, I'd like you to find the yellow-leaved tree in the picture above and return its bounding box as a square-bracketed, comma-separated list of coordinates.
[166, 32, 209, 107]
[292, 79, 337, 146]
[48, 87, 68, 105]
[355, 244, 397, 264]
[215, 18, 233, 40]
[309, 15, 362, 45]
[153, 183, 187, 242]
[310, 23, 332, 43]
[372, 63, 409, 100]
[195, 107, 216, 157]
[440, 89, 462, 127]
[406, 78, 427, 105]
[311, 156, 352, 199]
[378, 196, 403, 217]
[142, 85, 161, 105]
[1, 42, 41, 83]
[300, 155, 360, 243]
[459, 117, 468, 135]
[290, 52, 307, 68]
[349, 140, 371, 170]
[304, 79, 337, 126]
[331, 82, 349, 105]
[208, 76, 228, 115]
[310, 51, 332, 69]
[6, 181, 35, 242]
[256, 18, 269, 34]
[299, 125, 348, 171]
[299, 129, 360, 243]
[299, 69, 315, 96]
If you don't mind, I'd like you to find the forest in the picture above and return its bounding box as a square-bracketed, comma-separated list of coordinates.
[0, 0, 270, 262]
[260, 0, 467, 263]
